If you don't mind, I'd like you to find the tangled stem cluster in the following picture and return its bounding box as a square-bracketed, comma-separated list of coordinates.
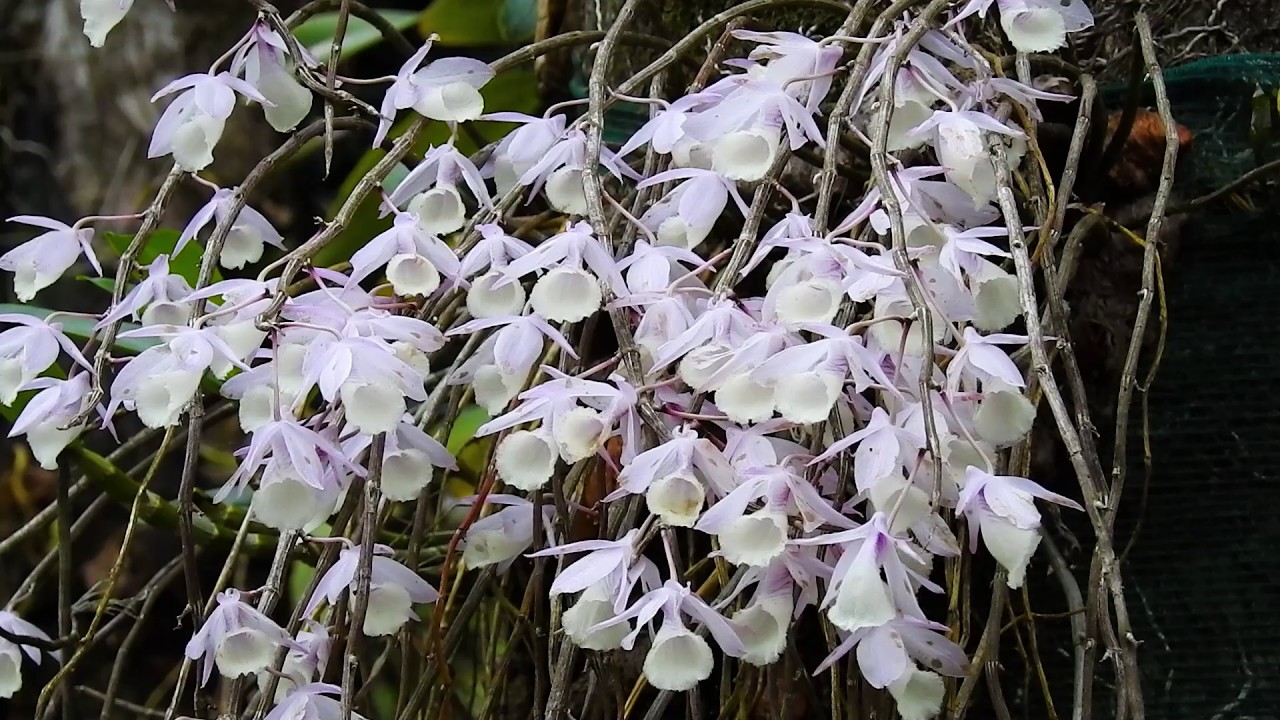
[0, 0, 1165, 718]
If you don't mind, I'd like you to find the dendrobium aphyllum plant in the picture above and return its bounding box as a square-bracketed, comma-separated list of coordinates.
[0, 6, 1107, 718]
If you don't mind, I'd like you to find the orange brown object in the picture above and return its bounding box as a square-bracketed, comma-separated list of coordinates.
[570, 436, 623, 542]
[1104, 109, 1195, 193]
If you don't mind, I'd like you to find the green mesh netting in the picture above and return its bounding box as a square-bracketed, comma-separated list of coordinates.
[1025, 55, 1280, 719]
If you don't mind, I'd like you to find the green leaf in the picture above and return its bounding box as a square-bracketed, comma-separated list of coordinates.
[446, 404, 491, 455]
[78, 275, 116, 293]
[314, 66, 539, 268]
[418, 0, 508, 47]
[294, 10, 420, 64]
[103, 228, 220, 288]
[499, 0, 538, 43]
[0, 304, 157, 355]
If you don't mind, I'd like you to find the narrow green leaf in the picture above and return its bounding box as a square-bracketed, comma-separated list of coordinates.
[418, 0, 507, 47]
[102, 228, 220, 288]
[295, 10, 421, 64]
[0, 304, 157, 355]
[499, 0, 538, 43]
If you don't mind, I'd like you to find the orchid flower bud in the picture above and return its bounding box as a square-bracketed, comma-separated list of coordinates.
[80, 0, 135, 48]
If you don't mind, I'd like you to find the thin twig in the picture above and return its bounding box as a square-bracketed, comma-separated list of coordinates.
[341, 433, 385, 720]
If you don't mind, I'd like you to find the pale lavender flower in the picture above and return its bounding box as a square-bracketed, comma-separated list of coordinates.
[636, 168, 748, 251]
[149, 72, 268, 171]
[299, 333, 427, 435]
[616, 92, 720, 158]
[514, 129, 635, 215]
[186, 589, 294, 684]
[0, 611, 55, 699]
[257, 621, 331, 702]
[458, 494, 555, 570]
[347, 211, 461, 296]
[177, 187, 286, 269]
[80, 0, 135, 47]
[945, 327, 1028, 393]
[793, 513, 939, 633]
[344, 418, 457, 502]
[0, 216, 101, 302]
[459, 224, 533, 317]
[957, 466, 1081, 587]
[96, 255, 194, 328]
[263, 683, 366, 720]
[815, 616, 968, 720]
[480, 112, 568, 195]
[306, 545, 439, 636]
[0, 313, 91, 405]
[235, 23, 315, 132]
[387, 143, 491, 236]
[588, 579, 745, 691]
[108, 324, 248, 428]
[733, 29, 843, 111]
[8, 374, 95, 470]
[502, 221, 625, 322]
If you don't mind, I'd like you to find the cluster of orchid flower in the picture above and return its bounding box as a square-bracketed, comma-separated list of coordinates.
[0, 0, 1097, 716]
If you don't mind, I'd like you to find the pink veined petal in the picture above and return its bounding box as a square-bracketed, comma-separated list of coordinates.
[176, 196, 220, 254]
[193, 77, 236, 120]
